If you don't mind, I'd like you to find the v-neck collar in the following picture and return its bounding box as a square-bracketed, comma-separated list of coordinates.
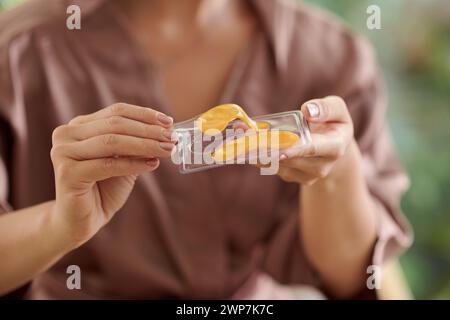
[71, 0, 283, 120]
[105, 0, 262, 121]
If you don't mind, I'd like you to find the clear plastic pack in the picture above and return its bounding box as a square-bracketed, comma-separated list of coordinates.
[172, 110, 312, 174]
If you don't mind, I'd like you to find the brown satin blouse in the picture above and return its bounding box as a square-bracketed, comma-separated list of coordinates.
[0, 0, 412, 299]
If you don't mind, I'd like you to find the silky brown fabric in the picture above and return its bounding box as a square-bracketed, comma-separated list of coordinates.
[0, 0, 412, 299]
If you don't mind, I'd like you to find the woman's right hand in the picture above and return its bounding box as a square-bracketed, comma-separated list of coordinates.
[49, 103, 175, 249]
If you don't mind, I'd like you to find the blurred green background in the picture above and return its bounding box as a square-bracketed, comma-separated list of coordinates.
[1, 0, 449, 299]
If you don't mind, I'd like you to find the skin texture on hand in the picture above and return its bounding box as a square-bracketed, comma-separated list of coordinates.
[277, 96, 354, 185]
[50, 103, 176, 249]
[278, 96, 378, 298]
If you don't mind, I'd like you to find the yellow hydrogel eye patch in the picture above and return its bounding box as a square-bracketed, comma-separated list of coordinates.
[212, 131, 300, 162]
[195, 104, 301, 162]
[196, 104, 259, 133]
[256, 121, 270, 130]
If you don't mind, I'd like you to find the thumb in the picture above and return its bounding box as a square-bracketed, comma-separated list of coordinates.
[301, 96, 350, 123]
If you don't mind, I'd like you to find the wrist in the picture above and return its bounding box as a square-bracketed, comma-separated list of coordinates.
[45, 201, 80, 254]
[332, 139, 361, 176]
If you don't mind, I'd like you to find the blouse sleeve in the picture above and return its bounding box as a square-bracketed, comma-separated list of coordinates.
[338, 36, 413, 269]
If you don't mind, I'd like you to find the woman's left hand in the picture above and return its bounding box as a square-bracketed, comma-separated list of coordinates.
[277, 96, 355, 185]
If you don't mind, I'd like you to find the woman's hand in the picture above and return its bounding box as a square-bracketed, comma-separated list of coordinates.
[50, 103, 175, 249]
[283, 97, 378, 297]
[277, 96, 355, 185]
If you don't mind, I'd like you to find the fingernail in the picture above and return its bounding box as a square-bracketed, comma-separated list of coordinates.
[162, 129, 175, 141]
[157, 113, 173, 125]
[306, 103, 320, 118]
[146, 158, 158, 166]
[280, 153, 288, 161]
[160, 142, 174, 151]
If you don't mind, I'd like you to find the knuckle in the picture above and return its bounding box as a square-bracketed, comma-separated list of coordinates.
[55, 161, 73, 180]
[141, 107, 153, 121]
[145, 139, 157, 154]
[102, 157, 116, 172]
[110, 103, 126, 115]
[51, 125, 65, 143]
[50, 147, 58, 162]
[102, 134, 117, 146]
[50, 144, 66, 162]
[106, 115, 122, 128]
[143, 139, 157, 156]
[68, 115, 84, 125]
[141, 123, 153, 137]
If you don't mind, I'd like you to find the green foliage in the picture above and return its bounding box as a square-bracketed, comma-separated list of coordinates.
[0, 0, 21, 10]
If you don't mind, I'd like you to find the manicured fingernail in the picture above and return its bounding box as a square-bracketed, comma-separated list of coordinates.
[162, 129, 175, 141]
[160, 142, 174, 151]
[280, 153, 288, 161]
[157, 113, 173, 125]
[146, 158, 158, 166]
[306, 103, 320, 118]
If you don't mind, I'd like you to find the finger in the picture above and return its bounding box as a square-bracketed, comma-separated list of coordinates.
[232, 121, 249, 131]
[69, 103, 173, 127]
[73, 157, 160, 182]
[281, 132, 348, 159]
[279, 157, 333, 179]
[277, 165, 318, 185]
[69, 116, 176, 142]
[60, 134, 174, 160]
[301, 96, 351, 123]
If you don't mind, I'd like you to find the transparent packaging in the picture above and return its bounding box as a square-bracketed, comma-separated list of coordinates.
[172, 110, 312, 174]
